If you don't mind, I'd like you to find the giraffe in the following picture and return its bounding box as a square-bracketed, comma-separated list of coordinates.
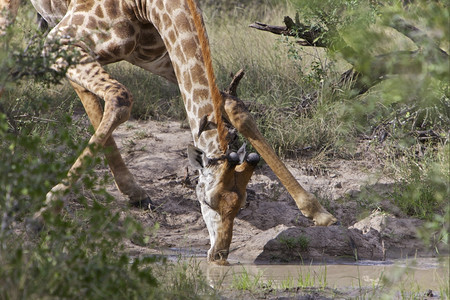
[0, 0, 337, 264]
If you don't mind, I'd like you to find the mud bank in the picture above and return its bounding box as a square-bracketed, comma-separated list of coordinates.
[107, 120, 448, 263]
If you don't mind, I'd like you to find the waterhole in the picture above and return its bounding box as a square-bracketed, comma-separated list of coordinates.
[162, 249, 448, 294]
[203, 258, 448, 291]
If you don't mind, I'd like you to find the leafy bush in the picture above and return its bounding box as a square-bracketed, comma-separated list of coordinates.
[281, 0, 449, 226]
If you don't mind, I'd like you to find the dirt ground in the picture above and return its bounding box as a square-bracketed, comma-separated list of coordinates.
[102, 119, 447, 265]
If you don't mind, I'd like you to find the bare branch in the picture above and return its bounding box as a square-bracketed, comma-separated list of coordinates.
[249, 21, 291, 36]
[249, 19, 329, 48]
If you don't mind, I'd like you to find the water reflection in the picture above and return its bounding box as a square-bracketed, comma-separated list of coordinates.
[200, 257, 449, 291]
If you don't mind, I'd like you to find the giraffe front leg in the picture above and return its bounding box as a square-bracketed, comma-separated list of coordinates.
[222, 95, 337, 226]
[69, 81, 152, 208]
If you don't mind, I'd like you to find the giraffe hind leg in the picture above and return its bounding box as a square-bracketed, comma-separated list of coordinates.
[38, 47, 152, 220]
[69, 81, 153, 209]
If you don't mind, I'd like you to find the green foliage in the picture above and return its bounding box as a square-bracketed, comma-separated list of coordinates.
[0, 11, 87, 219]
[0, 194, 159, 299]
[285, 0, 449, 129]
[280, 0, 449, 222]
[0, 19, 76, 92]
[290, 0, 379, 52]
[418, 205, 449, 252]
[391, 163, 448, 221]
[0, 33, 160, 295]
[0, 100, 161, 298]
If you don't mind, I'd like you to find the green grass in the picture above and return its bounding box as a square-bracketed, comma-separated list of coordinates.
[278, 235, 309, 252]
[105, 62, 183, 121]
[230, 265, 328, 292]
[231, 267, 265, 291]
[155, 257, 218, 299]
[205, 3, 355, 157]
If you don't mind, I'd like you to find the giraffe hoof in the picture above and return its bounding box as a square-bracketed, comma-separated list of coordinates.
[129, 196, 155, 210]
[313, 211, 338, 226]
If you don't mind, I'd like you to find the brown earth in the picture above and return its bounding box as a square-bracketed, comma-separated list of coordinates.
[100, 119, 447, 264]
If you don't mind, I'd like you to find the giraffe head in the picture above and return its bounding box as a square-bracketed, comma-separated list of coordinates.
[188, 144, 259, 264]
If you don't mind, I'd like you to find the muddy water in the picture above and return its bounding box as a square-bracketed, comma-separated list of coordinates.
[155, 255, 444, 294]
[159, 249, 448, 293]
[201, 259, 448, 291]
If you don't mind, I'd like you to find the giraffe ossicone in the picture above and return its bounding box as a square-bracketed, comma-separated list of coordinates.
[1, 0, 336, 265]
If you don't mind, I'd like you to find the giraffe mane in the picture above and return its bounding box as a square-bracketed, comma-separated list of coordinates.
[186, 0, 228, 154]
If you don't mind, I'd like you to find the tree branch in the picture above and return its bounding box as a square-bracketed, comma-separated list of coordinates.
[249, 21, 291, 36]
[249, 18, 329, 48]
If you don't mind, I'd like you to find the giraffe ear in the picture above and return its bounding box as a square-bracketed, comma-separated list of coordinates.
[187, 144, 208, 170]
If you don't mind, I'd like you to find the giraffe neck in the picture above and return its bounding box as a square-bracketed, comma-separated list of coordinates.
[143, 0, 227, 158]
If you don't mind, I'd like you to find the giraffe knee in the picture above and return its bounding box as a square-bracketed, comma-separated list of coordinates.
[105, 84, 133, 124]
[223, 97, 255, 136]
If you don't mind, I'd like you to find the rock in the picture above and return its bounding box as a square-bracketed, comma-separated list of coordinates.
[229, 224, 384, 263]
[350, 211, 447, 258]
[229, 210, 450, 263]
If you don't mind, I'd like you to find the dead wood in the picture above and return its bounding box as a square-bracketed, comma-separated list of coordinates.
[249, 21, 291, 36]
[249, 18, 328, 48]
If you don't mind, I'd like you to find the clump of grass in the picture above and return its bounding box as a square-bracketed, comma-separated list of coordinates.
[231, 267, 264, 291]
[278, 235, 309, 252]
[385, 142, 449, 220]
[230, 265, 329, 294]
[155, 258, 218, 299]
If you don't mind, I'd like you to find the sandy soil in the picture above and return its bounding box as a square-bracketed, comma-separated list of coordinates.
[100, 119, 447, 265]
